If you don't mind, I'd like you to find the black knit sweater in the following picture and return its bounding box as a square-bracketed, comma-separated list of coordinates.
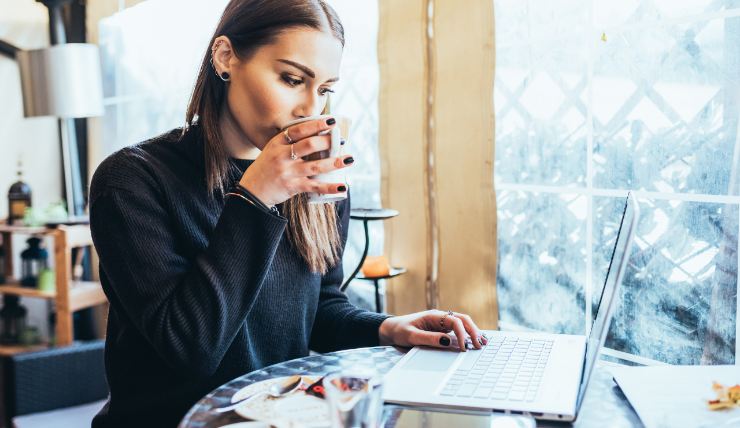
[89, 126, 389, 427]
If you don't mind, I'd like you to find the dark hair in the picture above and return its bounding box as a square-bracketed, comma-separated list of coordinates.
[184, 0, 345, 274]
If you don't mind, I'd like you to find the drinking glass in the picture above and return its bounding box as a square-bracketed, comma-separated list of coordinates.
[323, 370, 384, 428]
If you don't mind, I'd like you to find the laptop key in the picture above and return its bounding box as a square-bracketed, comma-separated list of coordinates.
[457, 354, 482, 371]
[473, 387, 494, 399]
[509, 391, 526, 401]
[456, 384, 477, 397]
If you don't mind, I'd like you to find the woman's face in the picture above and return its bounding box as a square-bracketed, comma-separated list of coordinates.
[219, 28, 343, 150]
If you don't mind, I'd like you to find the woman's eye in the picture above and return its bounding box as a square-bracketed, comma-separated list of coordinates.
[282, 75, 303, 87]
[319, 87, 335, 96]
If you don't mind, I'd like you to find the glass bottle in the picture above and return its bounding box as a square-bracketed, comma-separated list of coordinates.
[8, 163, 32, 226]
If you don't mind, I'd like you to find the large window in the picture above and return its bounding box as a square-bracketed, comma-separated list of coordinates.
[495, 0, 739, 365]
[97, 0, 382, 307]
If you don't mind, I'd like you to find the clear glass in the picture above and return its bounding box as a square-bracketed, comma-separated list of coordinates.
[323, 371, 384, 428]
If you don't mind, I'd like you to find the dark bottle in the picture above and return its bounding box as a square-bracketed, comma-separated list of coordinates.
[8, 165, 32, 225]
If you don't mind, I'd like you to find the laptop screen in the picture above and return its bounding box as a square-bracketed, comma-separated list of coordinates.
[576, 193, 639, 409]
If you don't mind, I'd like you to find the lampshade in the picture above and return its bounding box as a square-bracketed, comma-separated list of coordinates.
[16, 43, 104, 119]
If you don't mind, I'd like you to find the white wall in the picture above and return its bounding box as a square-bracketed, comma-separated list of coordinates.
[1, 0, 66, 341]
[0, 0, 63, 217]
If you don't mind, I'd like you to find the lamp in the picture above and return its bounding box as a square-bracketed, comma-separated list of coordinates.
[16, 44, 103, 119]
[0, 0, 104, 218]
[20, 236, 49, 288]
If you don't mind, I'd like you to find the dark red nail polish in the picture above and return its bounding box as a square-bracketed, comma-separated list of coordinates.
[326, 118, 336, 125]
[440, 336, 450, 346]
[343, 157, 354, 165]
[338, 185, 347, 192]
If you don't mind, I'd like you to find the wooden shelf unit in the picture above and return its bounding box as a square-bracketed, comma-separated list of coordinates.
[0, 223, 108, 351]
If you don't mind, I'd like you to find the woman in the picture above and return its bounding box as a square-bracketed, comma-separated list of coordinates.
[89, 0, 487, 426]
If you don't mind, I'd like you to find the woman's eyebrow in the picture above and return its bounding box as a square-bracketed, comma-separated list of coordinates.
[277, 59, 339, 83]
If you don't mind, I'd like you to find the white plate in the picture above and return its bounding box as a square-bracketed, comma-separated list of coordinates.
[231, 376, 330, 428]
[218, 423, 272, 428]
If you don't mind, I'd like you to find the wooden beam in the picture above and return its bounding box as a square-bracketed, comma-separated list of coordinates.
[378, 0, 498, 327]
[378, 0, 429, 315]
[53, 228, 73, 346]
[433, 0, 498, 329]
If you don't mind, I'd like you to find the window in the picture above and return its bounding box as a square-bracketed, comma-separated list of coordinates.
[494, 0, 739, 365]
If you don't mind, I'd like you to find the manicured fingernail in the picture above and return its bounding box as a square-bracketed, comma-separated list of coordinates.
[326, 117, 336, 125]
[338, 185, 347, 192]
[439, 336, 450, 346]
[343, 157, 354, 165]
[480, 336, 488, 346]
[340, 139, 346, 146]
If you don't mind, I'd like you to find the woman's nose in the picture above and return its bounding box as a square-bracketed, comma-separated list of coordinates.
[293, 93, 323, 118]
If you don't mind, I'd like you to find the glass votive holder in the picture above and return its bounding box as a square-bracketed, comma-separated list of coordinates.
[323, 370, 384, 428]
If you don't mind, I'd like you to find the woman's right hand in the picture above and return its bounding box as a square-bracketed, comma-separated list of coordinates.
[238, 117, 354, 207]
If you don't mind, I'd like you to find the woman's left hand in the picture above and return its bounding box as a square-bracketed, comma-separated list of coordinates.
[378, 310, 489, 352]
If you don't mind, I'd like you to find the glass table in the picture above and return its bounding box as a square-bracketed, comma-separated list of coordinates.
[179, 346, 641, 427]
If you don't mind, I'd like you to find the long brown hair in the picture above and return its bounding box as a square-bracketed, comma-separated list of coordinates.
[185, 0, 345, 274]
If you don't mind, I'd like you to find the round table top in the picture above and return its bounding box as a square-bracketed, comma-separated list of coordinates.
[179, 346, 641, 427]
[349, 208, 399, 221]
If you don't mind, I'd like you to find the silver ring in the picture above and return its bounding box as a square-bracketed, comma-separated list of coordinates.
[440, 310, 454, 330]
[283, 129, 293, 144]
[290, 143, 297, 161]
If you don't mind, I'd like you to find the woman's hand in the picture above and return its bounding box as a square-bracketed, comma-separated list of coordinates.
[378, 310, 489, 352]
[238, 117, 354, 207]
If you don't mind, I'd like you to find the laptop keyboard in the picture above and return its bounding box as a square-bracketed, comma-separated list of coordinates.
[439, 335, 553, 402]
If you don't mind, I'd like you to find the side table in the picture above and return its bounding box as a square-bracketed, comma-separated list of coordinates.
[341, 208, 406, 313]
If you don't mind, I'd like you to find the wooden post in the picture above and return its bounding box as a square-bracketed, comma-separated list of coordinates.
[379, 0, 498, 327]
[54, 228, 73, 346]
[1, 232, 12, 283]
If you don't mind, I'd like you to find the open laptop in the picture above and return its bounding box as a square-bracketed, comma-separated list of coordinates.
[383, 193, 640, 422]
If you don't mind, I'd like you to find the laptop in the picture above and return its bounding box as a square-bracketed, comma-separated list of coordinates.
[383, 193, 640, 422]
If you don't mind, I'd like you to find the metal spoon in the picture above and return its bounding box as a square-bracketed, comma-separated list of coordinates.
[215, 375, 303, 413]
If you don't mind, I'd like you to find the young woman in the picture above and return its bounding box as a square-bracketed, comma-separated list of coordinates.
[89, 1, 487, 426]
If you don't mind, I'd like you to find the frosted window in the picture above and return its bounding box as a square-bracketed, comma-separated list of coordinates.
[495, 0, 739, 364]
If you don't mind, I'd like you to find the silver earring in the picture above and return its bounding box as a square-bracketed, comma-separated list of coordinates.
[210, 40, 230, 82]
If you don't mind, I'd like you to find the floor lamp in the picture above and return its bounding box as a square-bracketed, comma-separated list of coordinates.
[0, 0, 103, 219]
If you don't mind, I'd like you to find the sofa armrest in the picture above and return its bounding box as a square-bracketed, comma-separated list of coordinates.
[3, 340, 108, 418]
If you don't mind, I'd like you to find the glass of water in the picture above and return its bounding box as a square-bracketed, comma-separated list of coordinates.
[323, 370, 384, 428]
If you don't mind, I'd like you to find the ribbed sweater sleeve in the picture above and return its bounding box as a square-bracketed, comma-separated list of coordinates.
[309, 194, 391, 352]
[90, 163, 287, 378]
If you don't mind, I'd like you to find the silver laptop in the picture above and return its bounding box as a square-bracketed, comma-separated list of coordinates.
[383, 193, 640, 422]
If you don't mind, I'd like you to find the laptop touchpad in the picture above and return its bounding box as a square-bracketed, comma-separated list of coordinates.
[404, 349, 459, 371]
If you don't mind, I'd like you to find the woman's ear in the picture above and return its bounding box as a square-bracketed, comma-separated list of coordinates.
[211, 36, 234, 78]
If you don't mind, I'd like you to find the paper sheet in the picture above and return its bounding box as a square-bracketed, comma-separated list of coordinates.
[610, 365, 740, 428]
